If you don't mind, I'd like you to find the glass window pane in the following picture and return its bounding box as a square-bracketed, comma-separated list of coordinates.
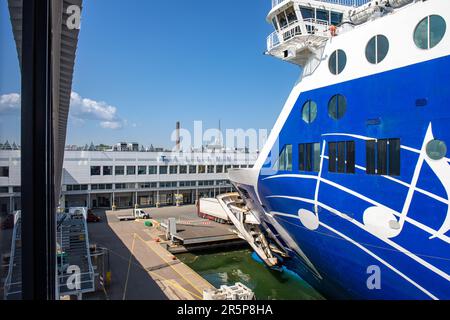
[316, 10, 329, 22]
[299, 144, 305, 171]
[414, 17, 429, 49]
[426, 139, 447, 160]
[377, 139, 388, 175]
[305, 143, 312, 172]
[328, 142, 337, 173]
[366, 140, 376, 174]
[376, 35, 389, 63]
[389, 139, 401, 176]
[313, 143, 321, 172]
[300, 7, 314, 20]
[430, 15, 446, 48]
[366, 36, 376, 64]
[328, 51, 337, 75]
[337, 50, 347, 74]
[346, 141, 355, 174]
[328, 94, 346, 120]
[301, 100, 317, 124]
[337, 142, 346, 173]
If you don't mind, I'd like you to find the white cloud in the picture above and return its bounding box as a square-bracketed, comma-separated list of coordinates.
[70, 92, 126, 130]
[0, 93, 21, 114]
[100, 121, 123, 130]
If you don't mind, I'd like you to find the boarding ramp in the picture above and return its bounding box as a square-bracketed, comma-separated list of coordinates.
[217, 193, 278, 267]
[57, 208, 95, 298]
[3, 211, 22, 300]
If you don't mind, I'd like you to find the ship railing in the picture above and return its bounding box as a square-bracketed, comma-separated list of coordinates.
[271, 0, 371, 8]
[267, 18, 330, 51]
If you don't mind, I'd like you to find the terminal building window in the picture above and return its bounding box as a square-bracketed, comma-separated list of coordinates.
[103, 166, 112, 176]
[138, 166, 147, 175]
[224, 165, 232, 173]
[169, 165, 178, 174]
[180, 181, 196, 187]
[198, 165, 206, 174]
[207, 165, 214, 174]
[91, 166, 101, 176]
[0, 166, 9, 177]
[179, 165, 187, 174]
[159, 166, 168, 174]
[328, 141, 355, 174]
[199, 180, 214, 186]
[13, 186, 21, 193]
[148, 166, 157, 175]
[0, 187, 9, 194]
[115, 183, 126, 190]
[66, 185, 88, 191]
[299, 143, 321, 172]
[366, 139, 400, 176]
[275, 144, 293, 171]
[115, 166, 125, 175]
[126, 166, 136, 175]
[189, 165, 197, 174]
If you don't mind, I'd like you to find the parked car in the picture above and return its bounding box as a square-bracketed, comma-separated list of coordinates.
[87, 209, 101, 223]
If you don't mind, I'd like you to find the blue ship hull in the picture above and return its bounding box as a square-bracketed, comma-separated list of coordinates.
[236, 55, 450, 300]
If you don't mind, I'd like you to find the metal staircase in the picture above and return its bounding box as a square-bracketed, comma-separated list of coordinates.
[57, 208, 95, 298]
[3, 211, 22, 300]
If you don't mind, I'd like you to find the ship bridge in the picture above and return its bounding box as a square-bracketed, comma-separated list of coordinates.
[266, 0, 372, 65]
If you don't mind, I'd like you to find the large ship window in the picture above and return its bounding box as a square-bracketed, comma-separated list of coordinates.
[328, 94, 347, 120]
[366, 35, 389, 64]
[414, 15, 446, 49]
[285, 7, 298, 24]
[328, 141, 355, 174]
[301, 100, 318, 124]
[426, 139, 447, 160]
[299, 143, 321, 172]
[316, 9, 329, 23]
[331, 12, 343, 26]
[274, 144, 293, 171]
[277, 12, 288, 29]
[272, 18, 279, 31]
[300, 6, 314, 20]
[328, 49, 346, 75]
[366, 139, 400, 176]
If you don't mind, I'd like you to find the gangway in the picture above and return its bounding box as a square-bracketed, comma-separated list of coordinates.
[57, 208, 95, 298]
[3, 211, 22, 300]
[216, 193, 279, 267]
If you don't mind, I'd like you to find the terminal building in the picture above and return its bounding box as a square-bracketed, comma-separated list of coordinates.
[0, 149, 257, 214]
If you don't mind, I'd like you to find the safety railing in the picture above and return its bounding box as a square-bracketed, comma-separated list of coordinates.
[267, 18, 330, 51]
[3, 211, 22, 300]
[271, 0, 371, 8]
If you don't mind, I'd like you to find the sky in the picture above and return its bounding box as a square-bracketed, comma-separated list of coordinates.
[0, 0, 300, 149]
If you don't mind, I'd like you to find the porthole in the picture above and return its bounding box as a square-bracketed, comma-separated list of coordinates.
[366, 35, 389, 64]
[426, 139, 447, 160]
[301, 100, 318, 124]
[328, 94, 347, 120]
[414, 15, 446, 50]
[328, 49, 347, 75]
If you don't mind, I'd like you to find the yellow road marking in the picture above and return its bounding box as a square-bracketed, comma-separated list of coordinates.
[122, 233, 136, 300]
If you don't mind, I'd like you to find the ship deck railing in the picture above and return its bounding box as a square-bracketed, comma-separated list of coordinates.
[267, 18, 330, 52]
[271, 0, 372, 9]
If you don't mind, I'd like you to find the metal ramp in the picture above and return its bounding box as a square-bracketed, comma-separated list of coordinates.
[217, 193, 279, 267]
[3, 211, 22, 300]
[57, 208, 95, 298]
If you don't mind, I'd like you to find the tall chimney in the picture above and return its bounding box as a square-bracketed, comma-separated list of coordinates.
[176, 121, 181, 152]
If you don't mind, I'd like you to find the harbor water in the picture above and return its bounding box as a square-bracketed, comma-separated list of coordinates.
[177, 249, 324, 300]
